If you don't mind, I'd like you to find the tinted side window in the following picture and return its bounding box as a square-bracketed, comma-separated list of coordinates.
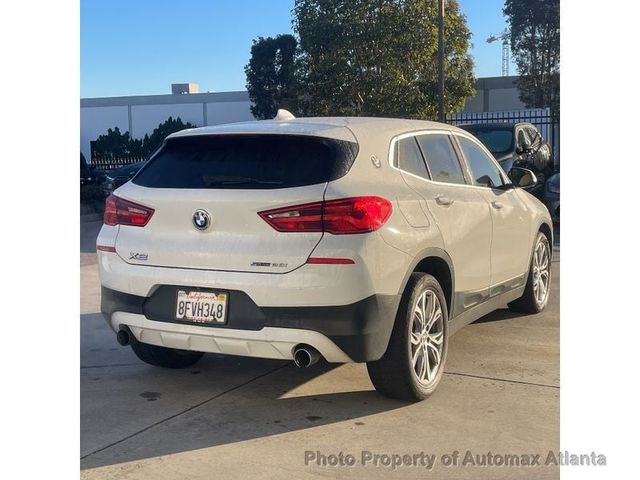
[459, 137, 505, 188]
[396, 137, 429, 179]
[416, 134, 466, 185]
[516, 128, 529, 149]
[132, 135, 358, 189]
[526, 127, 542, 148]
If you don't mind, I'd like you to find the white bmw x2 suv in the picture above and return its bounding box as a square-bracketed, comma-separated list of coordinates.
[97, 112, 552, 401]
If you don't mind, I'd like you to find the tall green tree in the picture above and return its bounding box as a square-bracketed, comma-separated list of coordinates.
[92, 127, 133, 157]
[142, 116, 196, 154]
[244, 34, 299, 119]
[504, 0, 560, 115]
[293, 0, 475, 119]
[92, 117, 195, 158]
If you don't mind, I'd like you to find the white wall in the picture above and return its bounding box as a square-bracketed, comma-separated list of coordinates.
[80, 92, 254, 160]
[80, 106, 128, 160]
[206, 101, 254, 125]
[131, 103, 205, 138]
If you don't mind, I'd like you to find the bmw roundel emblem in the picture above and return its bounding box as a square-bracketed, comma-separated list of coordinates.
[192, 209, 211, 231]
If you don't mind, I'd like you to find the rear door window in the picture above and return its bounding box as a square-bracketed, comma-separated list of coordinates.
[416, 134, 466, 185]
[396, 137, 429, 179]
[132, 134, 358, 189]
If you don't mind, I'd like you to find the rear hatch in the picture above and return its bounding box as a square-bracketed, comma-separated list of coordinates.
[113, 133, 358, 273]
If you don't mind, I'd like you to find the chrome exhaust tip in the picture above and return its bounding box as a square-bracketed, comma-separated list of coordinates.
[293, 345, 321, 368]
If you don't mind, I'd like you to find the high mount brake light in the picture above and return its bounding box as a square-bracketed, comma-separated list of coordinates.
[104, 194, 154, 227]
[258, 196, 392, 234]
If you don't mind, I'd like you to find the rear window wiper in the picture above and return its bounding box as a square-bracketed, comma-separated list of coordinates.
[202, 175, 282, 187]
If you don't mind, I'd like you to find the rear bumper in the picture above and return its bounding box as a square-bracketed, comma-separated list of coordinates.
[102, 286, 401, 362]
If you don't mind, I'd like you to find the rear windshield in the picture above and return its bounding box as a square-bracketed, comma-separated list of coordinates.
[132, 134, 358, 189]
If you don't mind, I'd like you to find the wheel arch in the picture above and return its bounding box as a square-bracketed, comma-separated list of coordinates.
[538, 220, 553, 247]
[524, 220, 554, 278]
[399, 248, 455, 318]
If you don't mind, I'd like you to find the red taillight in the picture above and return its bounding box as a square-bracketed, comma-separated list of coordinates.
[258, 196, 392, 235]
[104, 194, 154, 227]
[258, 201, 324, 233]
[323, 196, 393, 234]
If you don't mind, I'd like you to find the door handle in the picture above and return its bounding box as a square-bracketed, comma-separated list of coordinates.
[435, 195, 454, 206]
[491, 200, 503, 209]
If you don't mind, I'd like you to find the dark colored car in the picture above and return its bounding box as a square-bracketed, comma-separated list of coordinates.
[460, 122, 554, 199]
[102, 161, 145, 196]
[460, 122, 553, 173]
[80, 153, 96, 185]
[544, 172, 560, 223]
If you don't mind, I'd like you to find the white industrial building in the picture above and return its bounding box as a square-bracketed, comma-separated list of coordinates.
[80, 89, 254, 160]
[80, 77, 524, 160]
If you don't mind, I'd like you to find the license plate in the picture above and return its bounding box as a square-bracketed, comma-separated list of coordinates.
[175, 290, 228, 324]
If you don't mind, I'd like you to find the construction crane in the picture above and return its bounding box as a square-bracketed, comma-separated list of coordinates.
[486, 30, 510, 76]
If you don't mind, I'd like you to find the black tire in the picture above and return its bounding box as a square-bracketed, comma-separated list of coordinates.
[367, 273, 449, 402]
[131, 341, 204, 369]
[508, 231, 551, 314]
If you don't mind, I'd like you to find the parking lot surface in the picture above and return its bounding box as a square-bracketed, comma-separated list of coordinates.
[80, 220, 560, 479]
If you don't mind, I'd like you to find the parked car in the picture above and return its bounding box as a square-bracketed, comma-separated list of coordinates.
[80, 153, 98, 186]
[102, 161, 145, 196]
[97, 112, 552, 401]
[460, 122, 554, 181]
[544, 172, 560, 223]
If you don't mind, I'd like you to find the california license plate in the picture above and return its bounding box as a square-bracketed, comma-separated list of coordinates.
[175, 290, 228, 324]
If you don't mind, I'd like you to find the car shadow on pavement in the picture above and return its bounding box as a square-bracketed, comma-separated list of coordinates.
[471, 307, 523, 324]
[81, 347, 409, 469]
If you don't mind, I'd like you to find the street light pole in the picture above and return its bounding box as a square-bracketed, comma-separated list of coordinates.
[437, 0, 445, 122]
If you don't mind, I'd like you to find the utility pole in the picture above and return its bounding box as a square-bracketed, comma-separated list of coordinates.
[437, 0, 445, 122]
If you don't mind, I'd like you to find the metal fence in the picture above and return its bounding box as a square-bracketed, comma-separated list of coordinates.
[90, 108, 560, 168]
[90, 155, 147, 171]
[447, 108, 560, 165]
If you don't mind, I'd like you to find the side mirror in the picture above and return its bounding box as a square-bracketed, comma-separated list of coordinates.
[509, 167, 538, 189]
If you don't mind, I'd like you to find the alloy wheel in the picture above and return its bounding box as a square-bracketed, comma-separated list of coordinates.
[532, 237, 551, 308]
[410, 289, 444, 385]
